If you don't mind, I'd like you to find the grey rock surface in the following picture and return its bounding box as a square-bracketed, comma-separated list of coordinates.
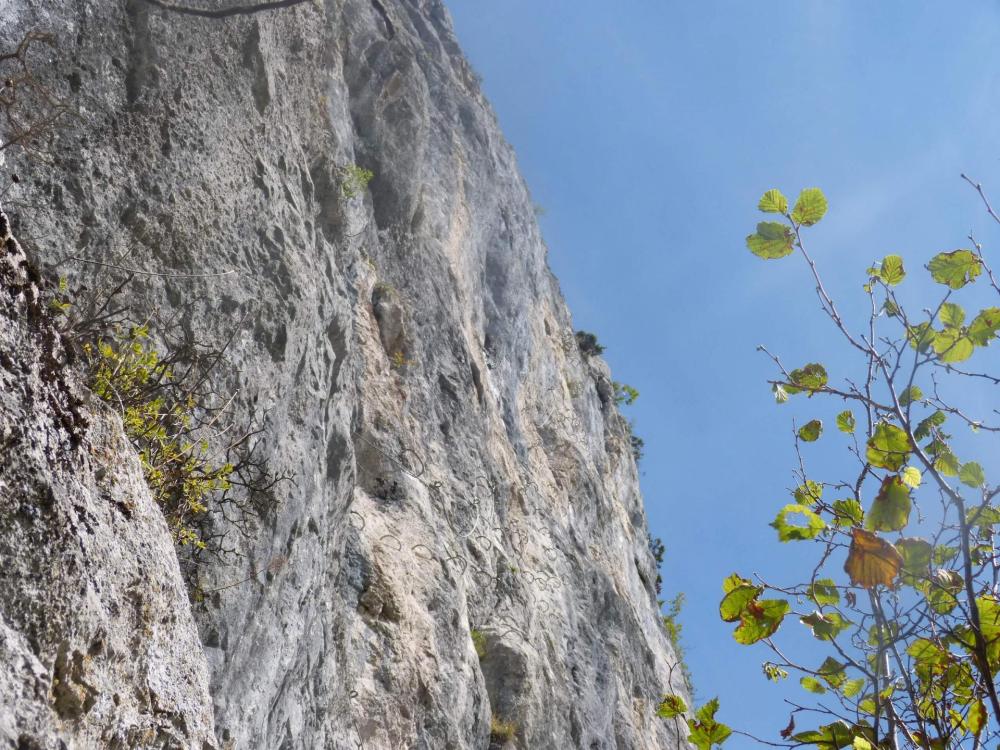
[2, 1, 690, 748]
[0, 208, 216, 748]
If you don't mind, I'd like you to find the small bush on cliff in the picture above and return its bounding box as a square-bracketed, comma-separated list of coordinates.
[626, 420, 644, 463]
[489, 716, 517, 743]
[83, 324, 234, 547]
[661, 593, 694, 694]
[613, 381, 639, 406]
[574, 330, 605, 356]
[53, 270, 283, 570]
[471, 628, 488, 660]
[340, 164, 374, 199]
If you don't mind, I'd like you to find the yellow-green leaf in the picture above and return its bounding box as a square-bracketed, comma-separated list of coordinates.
[899, 385, 922, 407]
[832, 498, 864, 527]
[798, 419, 823, 442]
[720, 574, 760, 622]
[792, 188, 828, 226]
[866, 475, 911, 532]
[960, 461, 985, 488]
[928, 249, 981, 289]
[969, 307, 1000, 346]
[794, 480, 823, 506]
[800, 676, 826, 694]
[866, 422, 910, 471]
[939, 302, 966, 328]
[747, 221, 795, 259]
[836, 410, 855, 434]
[808, 578, 840, 607]
[758, 189, 788, 214]
[879, 254, 905, 285]
[901, 466, 922, 489]
[733, 599, 790, 644]
[772, 504, 827, 542]
[787, 363, 828, 394]
[656, 694, 688, 719]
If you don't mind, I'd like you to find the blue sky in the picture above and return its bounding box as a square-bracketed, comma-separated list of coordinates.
[447, 1, 1000, 745]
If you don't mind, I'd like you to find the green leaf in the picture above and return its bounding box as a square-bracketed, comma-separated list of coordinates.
[879, 254, 906, 285]
[866, 422, 911, 471]
[966, 700, 987, 736]
[792, 721, 854, 750]
[747, 222, 795, 259]
[842, 679, 865, 699]
[734, 599, 790, 644]
[816, 657, 847, 690]
[832, 498, 864, 527]
[939, 302, 966, 328]
[719, 577, 762, 622]
[792, 188, 828, 226]
[933, 328, 975, 363]
[897, 537, 932, 580]
[901, 466, 922, 489]
[898, 385, 922, 407]
[866, 475, 911, 532]
[808, 578, 840, 607]
[928, 249, 981, 289]
[687, 699, 732, 750]
[968, 307, 1000, 346]
[934, 448, 960, 477]
[858, 696, 877, 716]
[722, 572, 752, 594]
[772, 383, 789, 404]
[772, 504, 827, 542]
[836, 410, 856, 434]
[758, 189, 788, 214]
[801, 611, 853, 641]
[787, 363, 828, 394]
[800, 676, 827, 694]
[927, 582, 961, 615]
[960, 461, 986, 488]
[907, 637, 948, 666]
[656, 694, 688, 719]
[976, 597, 1000, 668]
[914, 411, 946, 441]
[907, 322, 936, 352]
[798, 419, 823, 442]
[933, 545, 959, 566]
[794, 480, 824, 506]
[968, 505, 1000, 527]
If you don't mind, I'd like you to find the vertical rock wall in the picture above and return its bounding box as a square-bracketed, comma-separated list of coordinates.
[0, 208, 216, 748]
[2, 1, 689, 747]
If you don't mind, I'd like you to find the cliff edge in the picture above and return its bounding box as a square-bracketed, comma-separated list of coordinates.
[1, 1, 688, 747]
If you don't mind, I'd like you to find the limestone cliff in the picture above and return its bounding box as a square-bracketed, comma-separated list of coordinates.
[1, 1, 689, 748]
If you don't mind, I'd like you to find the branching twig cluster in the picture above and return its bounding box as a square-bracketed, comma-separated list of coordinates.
[0, 31, 75, 156]
[714, 179, 1000, 750]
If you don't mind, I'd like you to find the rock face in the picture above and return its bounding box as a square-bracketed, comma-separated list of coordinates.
[1, 1, 689, 748]
[0, 209, 216, 748]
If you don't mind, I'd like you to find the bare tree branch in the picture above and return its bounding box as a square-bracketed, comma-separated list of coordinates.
[135, 0, 312, 18]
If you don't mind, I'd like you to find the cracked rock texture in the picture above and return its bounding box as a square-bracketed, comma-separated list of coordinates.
[2, 1, 690, 748]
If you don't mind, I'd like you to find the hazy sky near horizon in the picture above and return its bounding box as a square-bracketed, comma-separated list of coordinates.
[447, 1, 1000, 745]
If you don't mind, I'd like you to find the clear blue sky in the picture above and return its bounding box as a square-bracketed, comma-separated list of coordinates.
[447, 2, 1000, 746]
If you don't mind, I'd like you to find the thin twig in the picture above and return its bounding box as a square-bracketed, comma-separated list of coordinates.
[63, 255, 238, 278]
